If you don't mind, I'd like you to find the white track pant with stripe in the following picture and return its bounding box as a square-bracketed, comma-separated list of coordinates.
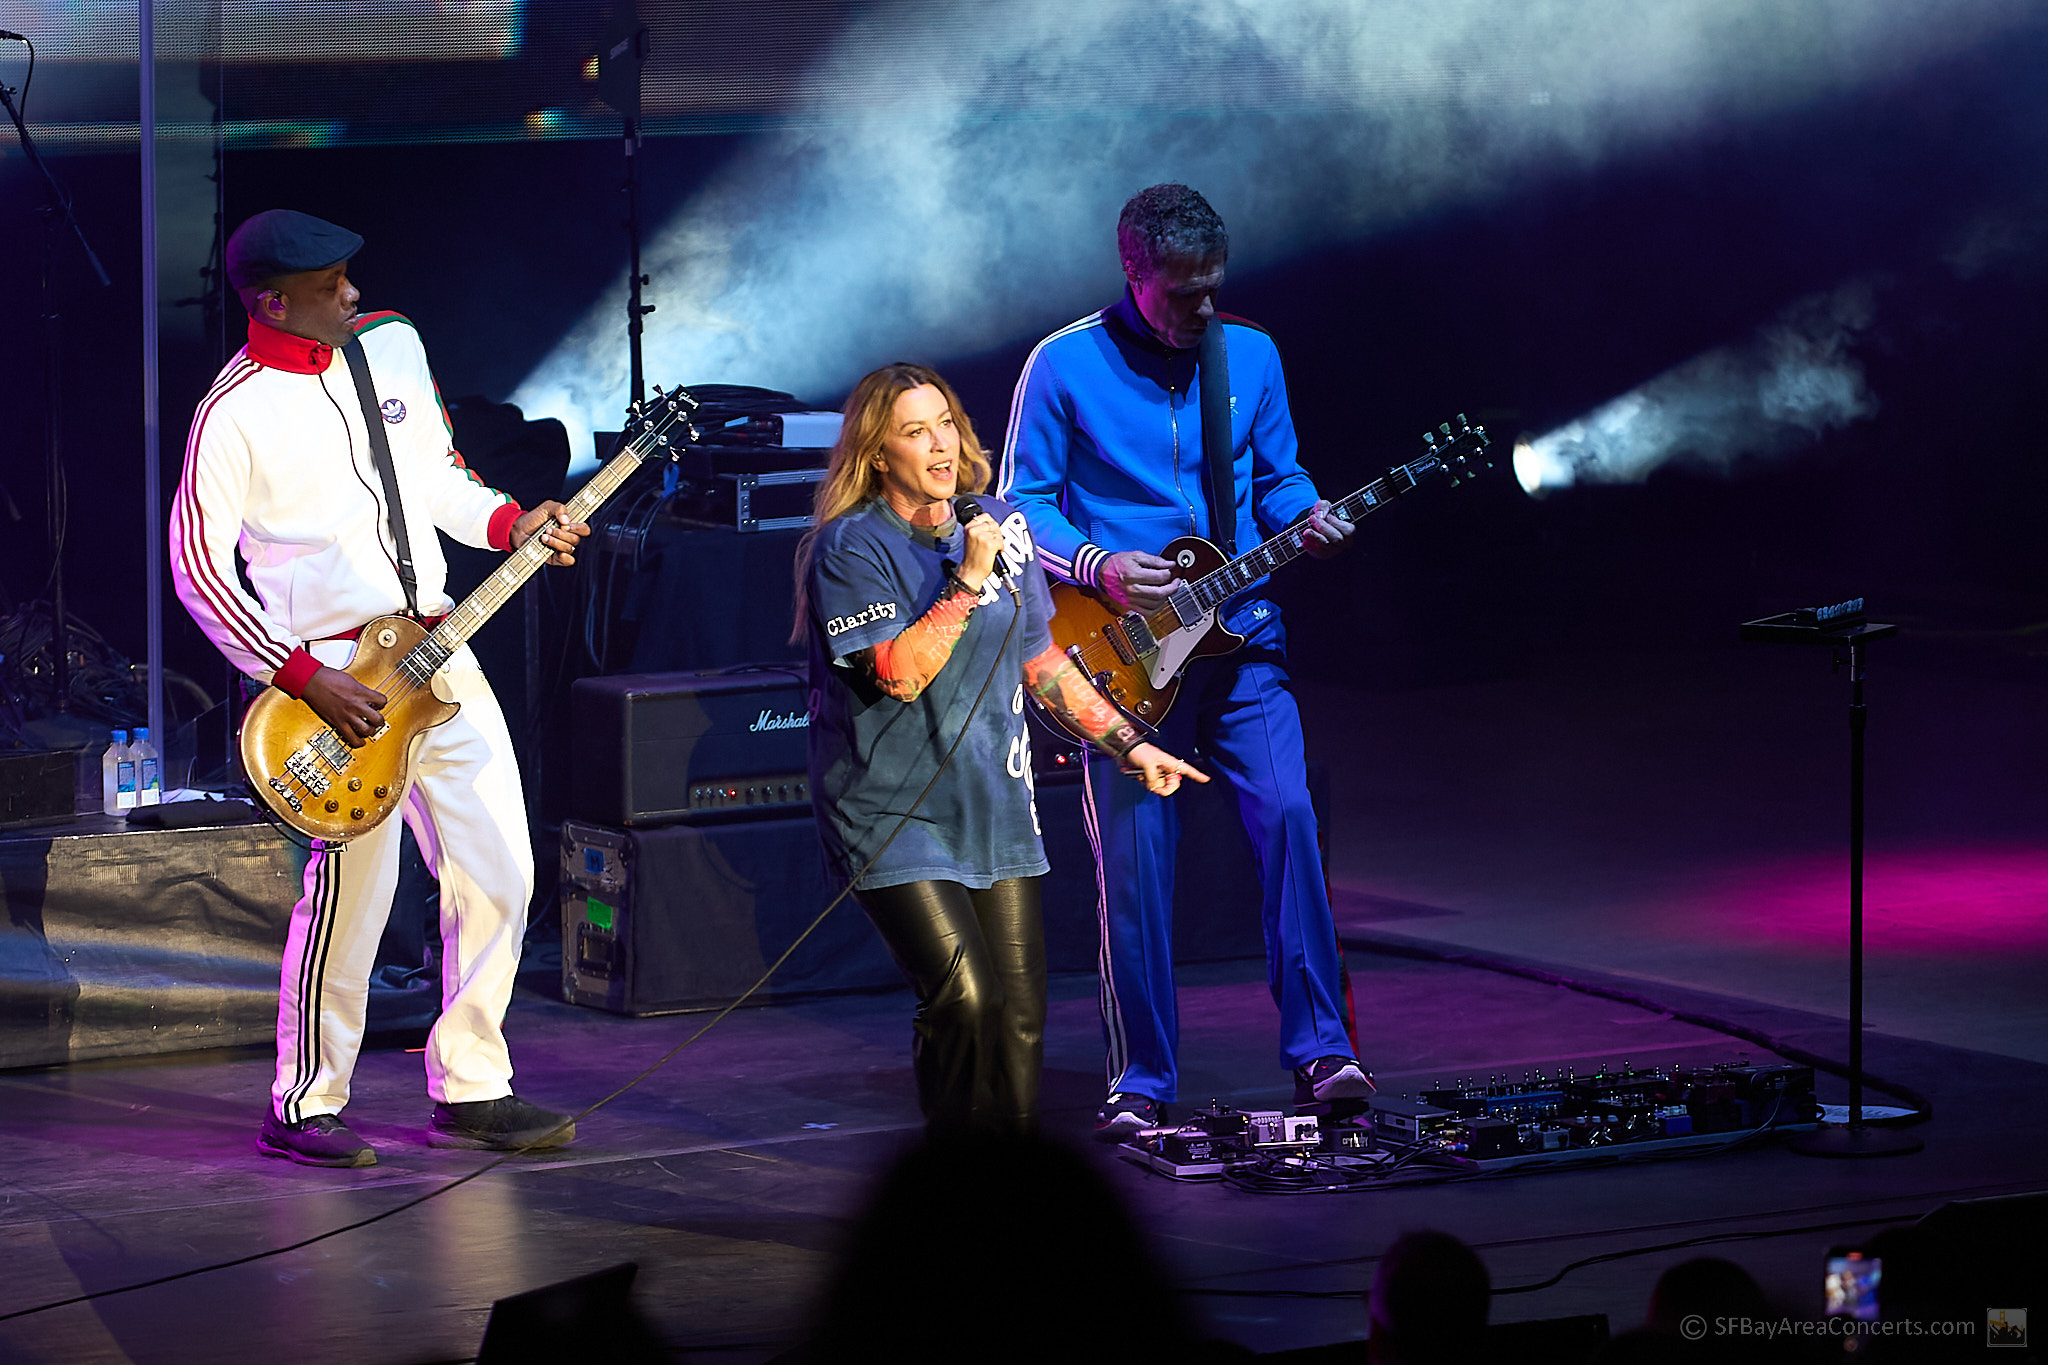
[273, 643, 534, 1123]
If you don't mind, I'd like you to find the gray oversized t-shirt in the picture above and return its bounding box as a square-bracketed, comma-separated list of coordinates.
[806, 495, 1055, 890]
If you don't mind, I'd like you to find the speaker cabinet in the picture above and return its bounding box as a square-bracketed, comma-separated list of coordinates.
[560, 817, 900, 1016]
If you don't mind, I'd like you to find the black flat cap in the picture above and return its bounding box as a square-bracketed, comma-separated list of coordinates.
[225, 209, 363, 290]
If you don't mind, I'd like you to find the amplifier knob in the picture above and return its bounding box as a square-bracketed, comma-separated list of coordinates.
[351, 807, 365, 821]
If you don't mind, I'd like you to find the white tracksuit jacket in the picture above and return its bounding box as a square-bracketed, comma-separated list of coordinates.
[170, 310, 519, 695]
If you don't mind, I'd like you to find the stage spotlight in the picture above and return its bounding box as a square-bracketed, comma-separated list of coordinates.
[1511, 435, 1550, 499]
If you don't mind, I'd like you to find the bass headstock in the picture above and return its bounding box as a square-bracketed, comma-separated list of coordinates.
[1421, 412, 1493, 488]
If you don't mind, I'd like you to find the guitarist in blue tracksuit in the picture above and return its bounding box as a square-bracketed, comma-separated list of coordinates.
[1000, 183, 1374, 1139]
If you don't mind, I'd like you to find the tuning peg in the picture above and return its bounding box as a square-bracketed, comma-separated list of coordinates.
[1439, 422, 1452, 436]
[1423, 430, 1437, 445]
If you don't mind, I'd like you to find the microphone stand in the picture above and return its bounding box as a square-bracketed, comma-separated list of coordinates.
[2, 52, 114, 724]
[1740, 606, 1922, 1158]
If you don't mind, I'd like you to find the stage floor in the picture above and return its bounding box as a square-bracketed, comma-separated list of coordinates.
[1, 640, 2043, 1362]
[0, 950, 2040, 1362]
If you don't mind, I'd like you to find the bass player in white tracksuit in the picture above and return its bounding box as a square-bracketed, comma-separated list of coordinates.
[169, 209, 587, 1168]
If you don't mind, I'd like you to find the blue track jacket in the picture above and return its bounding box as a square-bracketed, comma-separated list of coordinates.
[998, 289, 1321, 599]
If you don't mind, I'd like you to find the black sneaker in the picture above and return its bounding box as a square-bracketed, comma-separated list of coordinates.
[1293, 1057, 1376, 1106]
[1093, 1092, 1161, 1143]
[428, 1095, 576, 1151]
[257, 1113, 377, 1168]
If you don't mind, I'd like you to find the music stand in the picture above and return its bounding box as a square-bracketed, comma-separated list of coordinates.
[1740, 604, 1922, 1157]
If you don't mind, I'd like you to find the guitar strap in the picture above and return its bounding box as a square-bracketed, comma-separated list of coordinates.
[1197, 319, 1236, 556]
[340, 336, 421, 617]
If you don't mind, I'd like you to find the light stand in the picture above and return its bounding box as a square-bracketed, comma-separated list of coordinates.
[1741, 605, 1923, 1158]
[596, 3, 653, 409]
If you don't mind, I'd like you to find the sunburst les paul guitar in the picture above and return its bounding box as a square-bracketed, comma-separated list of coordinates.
[241, 387, 702, 843]
[1035, 414, 1491, 747]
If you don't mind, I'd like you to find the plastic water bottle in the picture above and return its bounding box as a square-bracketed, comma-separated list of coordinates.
[133, 726, 162, 806]
[101, 729, 133, 817]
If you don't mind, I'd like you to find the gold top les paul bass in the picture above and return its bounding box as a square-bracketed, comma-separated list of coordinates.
[1036, 415, 1491, 747]
[241, 387, 700, 843]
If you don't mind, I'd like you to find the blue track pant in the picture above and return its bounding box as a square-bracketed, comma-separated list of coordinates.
[1081, 603, 1353, 1102]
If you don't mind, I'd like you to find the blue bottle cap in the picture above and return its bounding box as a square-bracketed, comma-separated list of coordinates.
[112, 729, 128, 743]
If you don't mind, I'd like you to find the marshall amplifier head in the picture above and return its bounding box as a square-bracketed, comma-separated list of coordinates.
[570, 667, 811, 826]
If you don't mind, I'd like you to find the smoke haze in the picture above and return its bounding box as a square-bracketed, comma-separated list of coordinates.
[511, 0, 2035, 466]
[1514, 283, 1881, 494]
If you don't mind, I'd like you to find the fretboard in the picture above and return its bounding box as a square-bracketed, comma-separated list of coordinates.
[1181, 455, 1441, 613]
[390, 413, 682, 687]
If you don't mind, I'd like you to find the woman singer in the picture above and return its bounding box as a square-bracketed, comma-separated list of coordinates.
[797, 362, 1205, 1135]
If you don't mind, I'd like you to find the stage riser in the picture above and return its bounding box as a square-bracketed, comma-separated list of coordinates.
[0, 823, 302, 1069]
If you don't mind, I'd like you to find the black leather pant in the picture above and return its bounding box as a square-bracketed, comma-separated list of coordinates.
[854, 876, 1046, 1135]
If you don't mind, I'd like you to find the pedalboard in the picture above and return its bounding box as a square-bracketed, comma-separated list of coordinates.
[1403, 1057, 1818, 1161]
[1120, 1101, 1380, 1179]
[1116, 1056, 1819, 1184]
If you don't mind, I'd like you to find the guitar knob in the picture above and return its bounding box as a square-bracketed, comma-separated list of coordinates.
[351, 807, 366, 821]
[324, 800, 339, 813]
[347, 777, 362, 792]
[373, 785, 390, 799]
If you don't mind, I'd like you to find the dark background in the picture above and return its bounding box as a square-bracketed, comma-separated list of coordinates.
[3, 11, 2044, 738]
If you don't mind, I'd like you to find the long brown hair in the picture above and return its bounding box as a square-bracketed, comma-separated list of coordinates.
[790, 363, 992, 642]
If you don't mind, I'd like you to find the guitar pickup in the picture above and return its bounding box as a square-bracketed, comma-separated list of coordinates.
[310, 730, 354, 769]
[1103, 614, 1158, 666]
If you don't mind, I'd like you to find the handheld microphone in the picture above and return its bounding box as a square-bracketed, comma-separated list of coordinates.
[952, 495, 1021, 603]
